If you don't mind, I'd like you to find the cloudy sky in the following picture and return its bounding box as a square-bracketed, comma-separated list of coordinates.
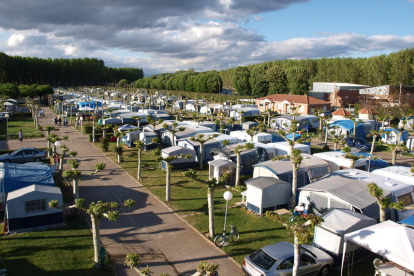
[0, 0, 413, 76]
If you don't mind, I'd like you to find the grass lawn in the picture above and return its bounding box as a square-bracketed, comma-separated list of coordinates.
[0, 117, 43, 140]
[0, 219, 113, 276]
[99, 143, 296, 264]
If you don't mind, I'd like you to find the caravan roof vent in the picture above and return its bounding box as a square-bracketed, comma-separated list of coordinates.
[385, 182, 397, 187]
[349, 171, 359, 176]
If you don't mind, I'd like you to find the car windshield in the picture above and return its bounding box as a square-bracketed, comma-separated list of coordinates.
[301, 247, 317, 259]
[250, 249, 276, 271]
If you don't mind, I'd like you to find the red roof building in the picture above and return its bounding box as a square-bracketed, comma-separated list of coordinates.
[255, 94, 331, 115]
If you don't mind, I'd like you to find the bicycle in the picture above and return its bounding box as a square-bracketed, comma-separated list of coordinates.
[214, 225, 240, 247]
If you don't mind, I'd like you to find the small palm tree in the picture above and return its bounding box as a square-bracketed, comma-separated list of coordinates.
[191, 134, 218, 169]
[154, 149, 192, 202]
[222, 141, 255, 187]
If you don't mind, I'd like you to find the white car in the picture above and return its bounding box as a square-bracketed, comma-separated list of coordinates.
[243, 241, 333, 276]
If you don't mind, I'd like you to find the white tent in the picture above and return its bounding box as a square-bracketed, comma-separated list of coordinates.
[341, 221, 414, 275]
[6, 185, 64, 232]
[268, 141, 311, 155]
[313, 151, 367, 171]
[314, 209, 376, 259]
[161, 146, 197, 170]
[246, 177, 291, 214]
[372, 166, 414, 186]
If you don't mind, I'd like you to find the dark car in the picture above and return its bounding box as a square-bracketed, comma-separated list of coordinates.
[0, 147, 47, 163]
[345, 137, 372, 151]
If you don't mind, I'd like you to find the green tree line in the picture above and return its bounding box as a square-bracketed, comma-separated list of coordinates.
[221, 48, 414, 97]
[136, 48, 414, 97]
[134, 70, 223, 93]
[0, 52, 144, 87]
[0, 83, 54, 99]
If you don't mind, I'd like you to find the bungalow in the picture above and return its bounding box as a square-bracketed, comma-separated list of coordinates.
[255, 94, 330, 115]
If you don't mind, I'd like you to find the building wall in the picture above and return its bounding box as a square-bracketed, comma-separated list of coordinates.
[257, 100, 330, 115]
[329, 90, 360, 107]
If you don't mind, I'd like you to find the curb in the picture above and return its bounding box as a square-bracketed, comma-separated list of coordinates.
[89, 140, 243, 270]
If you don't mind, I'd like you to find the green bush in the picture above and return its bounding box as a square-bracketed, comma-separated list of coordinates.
[89, 133, 104, 143]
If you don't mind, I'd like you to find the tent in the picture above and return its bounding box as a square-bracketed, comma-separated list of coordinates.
[298, 175, 392, 220]
[121, 130, 141, 148]
[341, 221, 414, 275]
[313, 209, 376, 264]
[253, 154, 330, 188]
[270, 115, 310, 130]
[400, 216, 414, 228]
[160, 146, 197, 170]
[330, 169, 414, 221]
[117, 124, 139, 132]
[372, 166, 414, 186]
[210, 142, 274, 174]
[313, 151, 367, 171]
[6, 184, 64, 232]
[329, 120, 366, 139]
[381, 127, 409, 144]
[139, 131, 158, 149]
[0, 163, 55, 195]
[242, 121, 259, 130]
[245, 177, 291, 214]
[267, 141, 311, 155]
[208, 159, 236, 185]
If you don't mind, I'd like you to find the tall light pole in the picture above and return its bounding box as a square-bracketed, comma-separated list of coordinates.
[5, 114, 9, 140]
[223, 191, 233, 232]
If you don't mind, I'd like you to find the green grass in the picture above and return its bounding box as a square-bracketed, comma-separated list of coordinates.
[99, 143, 295, 264]
[96, 143, 376, 275]
[0, 117, 43, 140]
[0, 220, 113, 276]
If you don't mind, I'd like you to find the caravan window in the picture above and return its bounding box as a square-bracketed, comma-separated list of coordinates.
[25, 199, 47, 213]
[330, 199, 352, 210]
[308, 167, 329, 180]
[398, 193, 414, 206]
[309, 193, 328, 214]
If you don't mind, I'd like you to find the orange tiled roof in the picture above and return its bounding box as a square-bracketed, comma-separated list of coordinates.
[332, 108, 351, 116]
[256, 94, 329, 105]
[358, 108, 379, 114]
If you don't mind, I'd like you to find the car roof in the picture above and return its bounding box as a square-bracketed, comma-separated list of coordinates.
[261, 241, 293, 260]
[16, 147, 39, 150]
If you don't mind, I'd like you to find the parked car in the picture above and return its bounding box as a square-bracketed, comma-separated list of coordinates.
[0, 148, 47, 163]
[345, 137, 372, 151]
[243, 241, 333, 276]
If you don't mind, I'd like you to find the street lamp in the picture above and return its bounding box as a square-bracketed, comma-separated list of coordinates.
[54, 141, 61, 155]
[223, 191, 233, 232]
[5, 114, 9, 140]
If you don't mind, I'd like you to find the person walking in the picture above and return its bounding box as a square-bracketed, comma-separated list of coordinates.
[53, 117, 58, 126]
[18, 129, 23, 142]
[58, 117, 62, 126]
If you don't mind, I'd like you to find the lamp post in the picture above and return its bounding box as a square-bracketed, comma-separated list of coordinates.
[5, 114, 9, 140]
[54, 141, 61, 155]
[223, 191, 233, 232]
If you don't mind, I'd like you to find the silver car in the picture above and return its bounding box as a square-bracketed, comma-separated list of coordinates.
[0, 148, 47, 163]
[243, 241, 333, 276]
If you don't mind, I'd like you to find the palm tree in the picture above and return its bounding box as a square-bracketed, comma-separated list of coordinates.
[184, 169, 230, 238]
[368, 182, 404, 222]
[133, 138, 157, 180]
[369, 129, 384, 155]
[342, 146, 360, 168]
[64, 159, 82, 199]
[388, 143, 408, 165]
[275, 104, 311, 207]
[163, 122, 185, 146]
[222, 141, 255, 187]
[191, 134, 219, 169]
[154, 149, 192, 202]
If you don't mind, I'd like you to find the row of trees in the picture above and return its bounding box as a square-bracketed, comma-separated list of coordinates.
[223, 48, 414, 96]
[0, 53, 144, 86]
[0, 83, 54, 99]
[134, 70, 223, 93]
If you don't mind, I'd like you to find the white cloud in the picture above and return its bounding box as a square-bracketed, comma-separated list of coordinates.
[7, 34, 25, 46]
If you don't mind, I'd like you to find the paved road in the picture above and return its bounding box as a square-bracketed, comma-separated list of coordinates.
[0, 108, 243, 276]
